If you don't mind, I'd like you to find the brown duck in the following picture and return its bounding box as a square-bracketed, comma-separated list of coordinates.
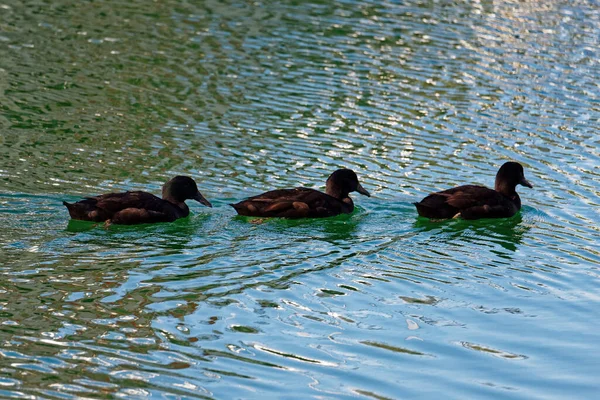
[63, 176, 212, 225]
[231, 169, 370, 219]
[414, 162, 533, 220]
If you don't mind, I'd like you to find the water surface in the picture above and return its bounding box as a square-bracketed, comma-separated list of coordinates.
[1, 0, 599, 398]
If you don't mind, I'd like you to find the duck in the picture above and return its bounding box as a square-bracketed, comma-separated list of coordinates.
[63, 176, 212, 225]
[414, 161, 533, 220]
[230, 168, 370, 219]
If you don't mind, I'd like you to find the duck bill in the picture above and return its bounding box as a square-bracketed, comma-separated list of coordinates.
[520, 178, 533, 188]
[356, 183, 371, 197]
[194, 192, 213, 207]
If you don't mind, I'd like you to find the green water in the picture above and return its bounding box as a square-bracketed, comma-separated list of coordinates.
[1, 0, 599, 398]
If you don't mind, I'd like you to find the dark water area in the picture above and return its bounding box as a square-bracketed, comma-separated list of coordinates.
[1, 0, 599, 398]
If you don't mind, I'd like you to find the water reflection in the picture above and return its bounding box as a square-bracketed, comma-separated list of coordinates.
[244, 210, 363, 243]
[414, 213, 529, 253]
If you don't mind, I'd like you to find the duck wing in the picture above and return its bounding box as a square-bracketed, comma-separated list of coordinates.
[415, 185, 516, 219]
[63, 191, 171, 222]
[231, 188, 351, 218]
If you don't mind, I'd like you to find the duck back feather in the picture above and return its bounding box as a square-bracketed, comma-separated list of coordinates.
[414, 185, 520, 220]
[231, 187, 353, 219]
[63, 191, 185, 224]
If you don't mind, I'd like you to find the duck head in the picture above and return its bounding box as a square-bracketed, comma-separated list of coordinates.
[495, 162, 533, 195]
[325, 169, 371, 199]
[162, 176, 212, 207]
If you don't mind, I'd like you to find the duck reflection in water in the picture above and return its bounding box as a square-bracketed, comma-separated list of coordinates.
[414, 213, 530, 254]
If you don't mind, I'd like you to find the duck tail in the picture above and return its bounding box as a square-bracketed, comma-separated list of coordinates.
[230, 201, 254, 216]
[63, 201, 76, 218]
[413, 201, 434, 218]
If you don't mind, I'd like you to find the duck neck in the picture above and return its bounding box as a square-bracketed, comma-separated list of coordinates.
[326, 184, 350, 201]
[342, 196, 355, 212]
[495, 179, 516, 197]
[164, 195, 189, 214]
[495, 182, 521, 207]
[512, 193, 522, 209]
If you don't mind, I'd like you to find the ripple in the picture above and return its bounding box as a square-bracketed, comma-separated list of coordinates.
[459, 341, 528, 360]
